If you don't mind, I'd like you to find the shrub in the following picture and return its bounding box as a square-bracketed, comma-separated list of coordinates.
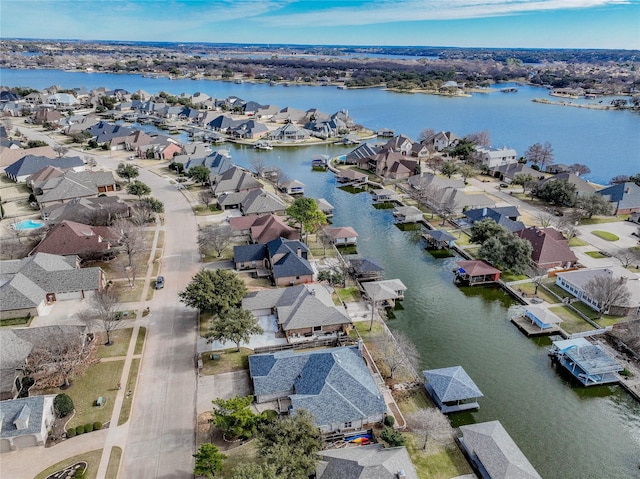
[75, 425, 85, 435]
[381, 426, 405, 447]
[66, 428, 76, 438]
[383, 415, 395, 427]
[54, 393, 74, 418]
[84, 423, 94, 432]
[93, 421, 103, 430]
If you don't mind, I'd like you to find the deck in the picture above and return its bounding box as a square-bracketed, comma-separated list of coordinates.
[511, 315, 565, 338]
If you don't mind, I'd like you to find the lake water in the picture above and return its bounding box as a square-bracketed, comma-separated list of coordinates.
[1, 68, 639, 184]
[2, 68, 640, 478]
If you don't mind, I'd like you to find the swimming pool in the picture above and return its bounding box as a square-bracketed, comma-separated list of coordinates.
[13, 219, 45, 230]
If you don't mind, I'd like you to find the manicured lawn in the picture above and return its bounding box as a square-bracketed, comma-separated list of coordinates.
[570, 301, 622, 326]
[219, 440, 260, 478]
[548, 306, 595, 335]
[200, 347, 251, 375]
[354, 320, 384, 341]
[568, 236, 589, 246]
[44, 360, 124, 430]
[501, 272, 528, 282]
[591, 230, 619, 241]
[336, 286, 361, 303]
[106, 447, 122, 479]
[579, 215, 627, 225]
[463, 246, 480, 258]
[585, 251, 608, 259]
[517, 283, 560, 304]
[113, 280, 145, 302]
[34, 449, 103, 479]
[202, 247, 235, 262]
[135, 327, 146, 355]
[404, 434, 473, 479]
[96, 328, 133, 358]
[545, 282, 572, 299]
[118, 358, 140, 426]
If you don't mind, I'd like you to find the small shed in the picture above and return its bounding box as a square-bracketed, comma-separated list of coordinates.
[525, 306, 562, 330]
[454, 260, 501, 286]
[423, 229, 456, 249]
[393, 205, 423, 224]
[549, 338, 622, 386]
[423, 366, 483, 413]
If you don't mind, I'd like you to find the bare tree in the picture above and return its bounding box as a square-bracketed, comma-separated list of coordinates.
[569, 163, 591, 176]
[77, 288, 123, 345]
[583, 275, 632, 318]
[407, 408, 454, 450]
[524, 142, 554, 167]
[536, 212, 554, 228]
[118, 262, 138, 288]
[527, 265, 549, 295]
[198, 223, 233, 258]
[466, 129, 491, 147]
[614, 248, 640, 268]
[199, 189, 214, 208]
[554, 211, 580, 239]
[417, 128, 436, 143]
[53, 145, 69, 157]
[271, 167, 290, 191]
[374, 330, 419, 380]
[249, 157, 266, 176]
[116, 220, 145, 269]
[424, 154, 444, 174]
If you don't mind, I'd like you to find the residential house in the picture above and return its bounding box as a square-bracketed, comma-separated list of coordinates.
[32, 107, 62, 126]
[422, 131, 460, 152]
[436, 189, 495, 214]
[34, 171, 116, 209]
[458, 421, 542, 479]
[454, 260, 501, 285]
[183, 150, 232, 175]
[464, 207, 524, 233]
[278, 179, 305, 195]
[349, 258, 384, 282]
[266, 123, 310, 142]
[537, 172, 598, 197]
[369, 150, 417, 180]
[473, 146, 518, 169]
[255, 104, 280, 120]
[47, 93, 77, 108]
[361, 279, 407, 308]
[0, 146, 56, 171]
[407, 172, 465, 193]
[25, 166, 67, 190]
[596, 182, 640, 215]
[555, 267, 639, 317]
[234, 237, 313, 286]
[344, 143, 379, 166]
[229, 214, 300, 243]
[272, 107, 307, 124]
[316, 445, 419, 479]
[325, 226, 359, 246]
[242, 284, 351, 341]
[227, 119, 269, 140]
[423, 366, 483, 413]
[4, 155, 85, 183]
[490, 162, 542, 183]
[383, 134, 414, 156]
[248, 345, 386, 432]
[516, 227, 578, 269]
[0, 395, 56, 452]
[41, 196, 129, 224]
[545, 163, 571, 174]
[210, 166, 261, 196]
[137, 139, 182, 160]
[240, 189, 288, 216]
[87, 122, 135, 148]
[29, 220, 117, 259]
[0, 253, 105, 320]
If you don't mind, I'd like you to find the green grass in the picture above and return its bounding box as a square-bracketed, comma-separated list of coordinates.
[43, 360, 124, 429]
[548, 306, 595, 335]
[0, 316, 32, 327]
[568, 236, 589, 246]
[219, 440, 260, 478]
[118, 358, 140, 426]
[585, 251, 608, 258]
[200, 348, 251, 375]
[517, 283, 560, 304]
[404, 434, 473, 479]
[501, 272, 528, 282]
[545, 282, 573, 299]
[336, 244, 358, 254]
[570, 301, 623, 326]
[200, 312, 214, 337]
[96, 328, 133, 358]
[579, 215, 626, 225]
[336, 286, 361, 303]
[106, 447, 122, 479]
[354, 320, 384, 341]
[34, 449, 103, 479]
[591, 230, 619, 241]
[463, 246, 480, 258]
[134, 327, 146, 355]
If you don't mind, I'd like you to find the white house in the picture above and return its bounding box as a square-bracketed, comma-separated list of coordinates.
[474, 146, 518, 169]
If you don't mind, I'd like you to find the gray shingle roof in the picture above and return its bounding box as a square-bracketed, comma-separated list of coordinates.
[0, 395, 51, 439]
[5, 155, 84, 179]
[423, 366, 483, 402]
[317, 444, 419, 479]
[460, 421, 541, 479]
[233, 244, 266, 263]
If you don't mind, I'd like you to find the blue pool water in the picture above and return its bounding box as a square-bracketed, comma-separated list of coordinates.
[14, 219, 45, 230]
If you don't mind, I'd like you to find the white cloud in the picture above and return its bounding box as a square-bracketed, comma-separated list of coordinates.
[258, 0, 631, 27]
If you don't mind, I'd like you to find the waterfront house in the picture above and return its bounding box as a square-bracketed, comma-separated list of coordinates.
[184, 151, 233, 176]
[473, 146, 517, 170]
[422, 229, 456, 249]
[361, 279, 407, 308]
[454, 260, 501, 285]
[325, 226, 359, 246]
[549, 338, 622, 386]
[248, 345, 386, 432]
[316, 444, 419, 479]
[393, 205, 423, 224]
[370, 150, 417, 180]
[217, 188, 287, 216]
[465, 207, 525, 233]
[278, 179, 305, 195]
[537, 172, 598, 197]
[29, 220, 117, 260]
[423, 366, 483, 413]
[4, 155, 85, 183]
[344, 143, 379, 166]
[349, 258, 384, 282]
[407, 172, 465, 193]
[227, 119, 269, 140]
[0, 395, 56, 452]
[516, 227, 578, 270]
[596, 182, 640, 215]
[242, 284, 351, 342]
[490, 162, 542, 183]
[229, 214, 300, 243]
[0, 253, 105, 320]
[267, 123, 310, 142]
[336, 169, 368, 187]
[555, 267, 639, 317]
[422, 131, 460, 152]
[210, 166, 261, 196]
[273, 107, 307, 124]
[438, 189, 495, 214]
[383, 134, 414, 156]
[458, 421, 542, 479]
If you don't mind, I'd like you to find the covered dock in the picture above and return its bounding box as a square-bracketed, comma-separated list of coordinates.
[549, 338, 622, 386]
[423, 366, 483, 413]
[361, 279, 407, 307]
[371, 188, 399, 204]
[511, 306, 563, 337]
[454, 260, 501, 286]
[393, 205, 423, 224]
[336, 169, 368, 187]
[423, 229, 456, 250]
[349, 257, 384, 282]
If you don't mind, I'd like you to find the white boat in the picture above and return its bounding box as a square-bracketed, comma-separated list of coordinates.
[254, 140, 273, 150]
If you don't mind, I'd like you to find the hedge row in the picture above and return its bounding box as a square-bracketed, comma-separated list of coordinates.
[66, 422, 102, 438]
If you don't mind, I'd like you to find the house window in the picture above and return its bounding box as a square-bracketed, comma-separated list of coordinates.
[344, 421, 352, 429]
[313, 326, 322, 332]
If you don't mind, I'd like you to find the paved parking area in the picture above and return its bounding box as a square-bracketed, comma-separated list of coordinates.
[197, 370, 252, 414]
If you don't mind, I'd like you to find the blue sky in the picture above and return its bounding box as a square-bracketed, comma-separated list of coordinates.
[1, 1, 638, 49]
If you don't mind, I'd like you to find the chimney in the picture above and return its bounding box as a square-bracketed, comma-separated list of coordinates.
[482, 207, 487, 216]
[296, 247, 302, 257]
[397, 471, 407, 479]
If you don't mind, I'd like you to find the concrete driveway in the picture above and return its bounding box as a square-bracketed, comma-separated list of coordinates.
[197, 370, 252, 414]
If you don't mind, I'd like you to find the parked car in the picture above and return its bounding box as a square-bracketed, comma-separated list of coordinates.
[155, 276, 165, 289]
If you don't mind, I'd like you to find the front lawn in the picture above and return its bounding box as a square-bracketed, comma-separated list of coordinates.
[568, 236, 589, 246]
[591, 230, 619, 241]
[96, 328, 133, 358]
[585, 251, 608, 259]
[35, 449, 103, 479]
[579, 215, 627, 225]
[134, 327, 146, 355]
[118, 358, 140, 426]
[200, 347, 251, 375]
[501, 272, 528, 282]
